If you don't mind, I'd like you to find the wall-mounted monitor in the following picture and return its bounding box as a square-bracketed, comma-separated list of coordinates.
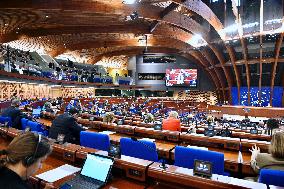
[165, 69, 197, 87]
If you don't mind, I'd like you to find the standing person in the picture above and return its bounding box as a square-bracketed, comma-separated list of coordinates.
[48, 108, 85, 144]
[0, 132, 53, 189]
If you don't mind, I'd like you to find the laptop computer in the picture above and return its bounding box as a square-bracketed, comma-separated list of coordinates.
[32, 108, 41, 118]
[63, 153, 114, 189]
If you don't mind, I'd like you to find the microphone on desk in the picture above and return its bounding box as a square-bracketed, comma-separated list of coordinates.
[130, 137, 168, 170]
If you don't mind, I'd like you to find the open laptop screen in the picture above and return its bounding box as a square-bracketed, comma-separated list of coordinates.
[81, 154, 113, 182]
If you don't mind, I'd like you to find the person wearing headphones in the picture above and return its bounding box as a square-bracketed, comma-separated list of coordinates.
[0, 132, 53, 189]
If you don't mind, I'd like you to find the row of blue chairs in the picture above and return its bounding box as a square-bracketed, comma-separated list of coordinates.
[0, 116, 48, 136]
[79, 131, 284, 187]
[118, 80, 130, 85]
[21, 118, 48, 136]
[0, 116, 12, 127]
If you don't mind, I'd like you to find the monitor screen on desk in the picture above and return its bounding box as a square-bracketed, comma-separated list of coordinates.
[193, 160, 212, 178]
[250, 129, 258, 134]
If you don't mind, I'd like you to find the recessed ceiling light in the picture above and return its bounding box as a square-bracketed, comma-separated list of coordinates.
[45, 15, 49, 18]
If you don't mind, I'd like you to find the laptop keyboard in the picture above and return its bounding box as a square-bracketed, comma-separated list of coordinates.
[67, 175, 102, 189]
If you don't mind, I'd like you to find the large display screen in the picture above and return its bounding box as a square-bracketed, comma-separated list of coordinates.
[165, 69, 197, 87]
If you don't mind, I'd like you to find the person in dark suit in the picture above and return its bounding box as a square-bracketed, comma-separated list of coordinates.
[1, 99, 28, 129]
[48, 108, 85, 144]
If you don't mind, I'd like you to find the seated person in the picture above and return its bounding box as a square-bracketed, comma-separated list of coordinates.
[42, 102, 54, 113]
[143, 113, 155, 123]
[162, 111, 181, 132]
[250, 131, 284, 181]
[102, 112, 116, 126]
[65, 100, 75, 112]
[48, 108, 85, 144]
[1, 99, 29, 129]
[0, 132, 52, 189]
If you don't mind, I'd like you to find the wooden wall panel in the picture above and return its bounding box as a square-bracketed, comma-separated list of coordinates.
[61, 87, 95, 98]
[174, 91, 218, 105]
[0, 82, 52, 100]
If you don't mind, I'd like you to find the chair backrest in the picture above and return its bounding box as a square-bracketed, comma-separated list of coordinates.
[80, 131, 110, 151]
[27, 121, 40, 131]
[259, 169, 284, 186]
[120, 137, 158, 162]
[21, 118, 29, 130]
[0, 116, 11, 127]
[174, 146, 225, 175]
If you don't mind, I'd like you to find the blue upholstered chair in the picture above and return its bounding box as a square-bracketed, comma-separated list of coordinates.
[259, 169, 284, 187]
[80, 131, 110, 151]
[21, 118, 29, 130]
[174, 146, 226, 175]
[26, 121, 48, 136]
[0, 116, 11, 127]
[120, 137, 158, 162]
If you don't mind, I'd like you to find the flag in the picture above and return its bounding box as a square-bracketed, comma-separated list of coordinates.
[237, 139, 243, 163]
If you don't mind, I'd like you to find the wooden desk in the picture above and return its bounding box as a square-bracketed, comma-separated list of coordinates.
[148, 163, 266, 189]
[0, 128, 273, 189]
[37, 118, 52, 127]
[6, 118, 256, 174]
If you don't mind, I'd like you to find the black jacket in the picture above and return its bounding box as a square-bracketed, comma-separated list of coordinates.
[0, 166, 30, 189]
[1, 107, 27, 129]
[48, 113, 84, 144]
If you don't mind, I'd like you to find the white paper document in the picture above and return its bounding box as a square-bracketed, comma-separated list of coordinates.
[99, 131, 116, 135]
[36, 164, 81, 183]
[140, 138, 155, 142]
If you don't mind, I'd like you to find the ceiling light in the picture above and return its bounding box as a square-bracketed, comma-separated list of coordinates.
[187, 34, 207, 48]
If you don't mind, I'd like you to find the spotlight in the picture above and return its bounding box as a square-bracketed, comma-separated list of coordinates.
[130, 11, 139, 20]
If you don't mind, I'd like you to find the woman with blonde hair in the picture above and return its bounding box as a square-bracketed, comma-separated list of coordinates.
[250, 130, 284, 179]
[103, 112, 116, 124]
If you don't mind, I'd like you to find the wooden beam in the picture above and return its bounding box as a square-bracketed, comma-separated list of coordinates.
[240, 37, 251, 105]
[201, 49, 226, 102]
[270, 33, 284, 105]
[258, 35, 263, 106]
[188, 52, 221, 95]
[226, 45, 241, 105]
[208, 44, 233, 103]
[150, 2, 180, 33]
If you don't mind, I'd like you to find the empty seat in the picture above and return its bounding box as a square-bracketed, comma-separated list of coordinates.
[80, 131, 110, 151]
[174, 146, 227, 175]
[259, 169, 284, 187]
[0, 116, 12, 127]
[120, 137, 158, 162]
[26, 121, 48, 136]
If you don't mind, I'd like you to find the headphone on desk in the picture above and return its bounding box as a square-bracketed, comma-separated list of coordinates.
[23, 134, 42, 167]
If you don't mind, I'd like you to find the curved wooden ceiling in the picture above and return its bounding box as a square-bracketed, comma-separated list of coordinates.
[0, 0, 283, 104]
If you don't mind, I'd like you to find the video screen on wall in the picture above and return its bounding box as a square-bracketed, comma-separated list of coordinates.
[165, 69, 197, 87]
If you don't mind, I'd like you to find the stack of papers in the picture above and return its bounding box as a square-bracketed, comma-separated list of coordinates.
[187, 145, 208, 151]
[139, 138, 155, 142]
[36, 164, 81, 183]
[99, 131, 116, 135]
